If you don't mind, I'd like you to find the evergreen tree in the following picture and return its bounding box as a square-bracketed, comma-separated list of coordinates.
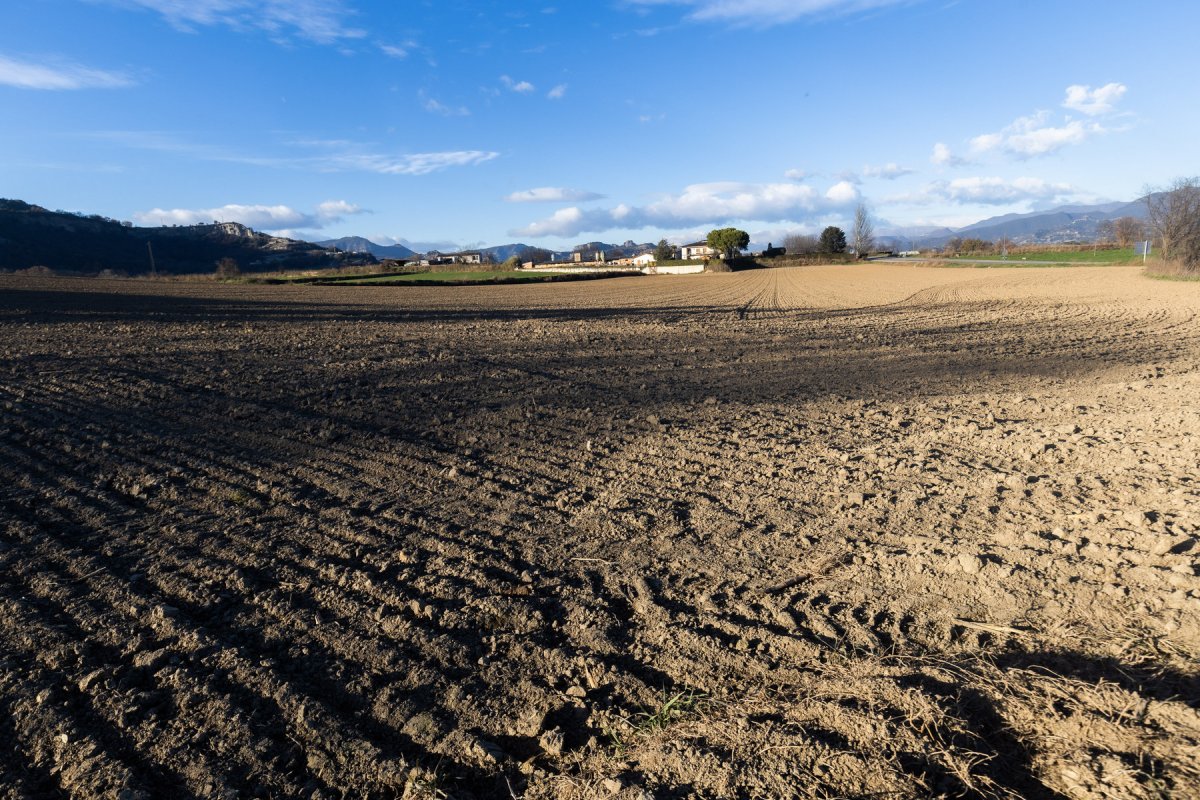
[818, 226, 847, 254]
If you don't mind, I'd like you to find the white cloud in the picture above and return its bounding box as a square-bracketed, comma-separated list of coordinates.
[1063, 82, 1126, 116]
[890, 176, 1076, 207]
[784, 168, 807, 181]
[969, 111, 1104, 158]
[98, 0, 365, 44]
[862, 162, 915, 180]
[500, 75, 536, 93]
[511, 179, 860, 238]
[957, 84, 1128, 160]
[515, 207, 595, 238]
[943, 176, 1073, 204]
[824, 180, 860, 204]
[931, 142, 966, 167]
[547, 83, 568, 100]
[968, 133, 1003, 152]
[315, 199, 363, 218]
[132, 199, 368, 231]
[626, 0, 914, 26]
[380, 44, 409, 58]
[0, 54, 133, 90]
[505, 187, 605, 203]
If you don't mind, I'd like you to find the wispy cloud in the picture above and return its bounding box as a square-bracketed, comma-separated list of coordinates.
[511, 179, 860, 237]
[505, 187, 605, 203]
[327, 150, 499, 175]
[500, 75, 536, 93]
[547, 83, 568, 100]
[625, 0, 918, 26]
[420, 90, 470, 117]
[1063, 82, 1126, 116]
[132, 199, 367, 231]
[889, 176, 1076, 206]
[89, 131, 499, 175]
[0, 54, 133, 90]
[861, 162, 915, 180]
[95, 0, 366, 44]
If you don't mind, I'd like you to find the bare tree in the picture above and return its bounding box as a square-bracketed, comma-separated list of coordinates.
[215, 257, 240, 279]
[1112, 216, 1145, 248]
[852, 204, 875, 258]
[782, 233, 818, 255]
[1095, 219, 1115, 244]
[1145, 178, 1200, 270]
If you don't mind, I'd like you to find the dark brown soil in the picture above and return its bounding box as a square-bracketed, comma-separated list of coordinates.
[1, 266, 1197, 799]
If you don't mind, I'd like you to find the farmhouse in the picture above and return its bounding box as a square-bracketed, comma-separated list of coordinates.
[680, 241, 716, 260]
[424, 250, 484, 266]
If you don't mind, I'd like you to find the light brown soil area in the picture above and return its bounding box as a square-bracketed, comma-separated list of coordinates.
[1, 264, 1197, 799]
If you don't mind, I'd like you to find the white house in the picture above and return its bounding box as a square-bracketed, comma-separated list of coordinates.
[449, 251, 483, 265]
[680, 241, 715, 260]
[631, 253, 656, 267]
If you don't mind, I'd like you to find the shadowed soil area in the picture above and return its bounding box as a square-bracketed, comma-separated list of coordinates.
[1, 265, 1198, 799]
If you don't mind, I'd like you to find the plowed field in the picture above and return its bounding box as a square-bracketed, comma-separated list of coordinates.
[1, 265, 1198, 799]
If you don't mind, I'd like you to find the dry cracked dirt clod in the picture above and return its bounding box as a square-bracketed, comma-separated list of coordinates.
[0, 266, 1198, 799]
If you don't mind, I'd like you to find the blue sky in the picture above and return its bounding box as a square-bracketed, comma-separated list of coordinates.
[2, 0, 1198, 251]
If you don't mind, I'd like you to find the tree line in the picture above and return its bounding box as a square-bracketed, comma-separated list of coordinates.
[782, 226, 851, 256]
[780, 205, 873, 257]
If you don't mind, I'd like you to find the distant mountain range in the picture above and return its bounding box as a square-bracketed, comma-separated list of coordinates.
[482, 243, 534, 262]
[881, 196, 1155, 249]
[317, 236, 415, 260]
[326, 202, 1157, 263]
[311, 238, 654, 263]
[315, 236, 545, 263]
[0, 199, 373, 275]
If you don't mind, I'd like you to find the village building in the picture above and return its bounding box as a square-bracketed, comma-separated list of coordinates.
[680, 241, 716, 260]
[423, 250, 484, 266]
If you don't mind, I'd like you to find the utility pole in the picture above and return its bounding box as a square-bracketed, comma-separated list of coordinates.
[147, 241, 157, 277]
